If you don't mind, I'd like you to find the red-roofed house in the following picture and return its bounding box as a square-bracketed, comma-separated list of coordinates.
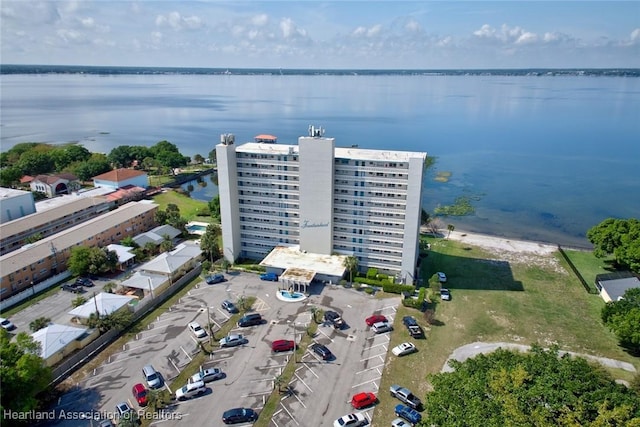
[30, 173, 80, 198]
[93, 168, 149, 190]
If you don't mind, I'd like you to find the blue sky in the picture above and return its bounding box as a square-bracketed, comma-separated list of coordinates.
[1, 1, 638, 69]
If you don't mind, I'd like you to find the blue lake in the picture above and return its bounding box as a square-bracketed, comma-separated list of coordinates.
[1, 72, 639, 247]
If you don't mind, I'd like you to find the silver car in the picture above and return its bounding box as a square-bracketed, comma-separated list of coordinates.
[219, 334, 247, 348]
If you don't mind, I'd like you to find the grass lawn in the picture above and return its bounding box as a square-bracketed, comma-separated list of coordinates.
[373, 236, 639, 427]
[152, 190, 209, 221]
[562, 248, 614, 290]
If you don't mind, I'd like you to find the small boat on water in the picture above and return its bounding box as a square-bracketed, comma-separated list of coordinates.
[254, 134, 277, 144]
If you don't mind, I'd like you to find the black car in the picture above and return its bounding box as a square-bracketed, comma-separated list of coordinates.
[222, 407, 258, 424]
[75, 277, 94, 287]
[237, 313, 262, 327]
[61, 283, 83, 293]
[310, 342, 333, 360]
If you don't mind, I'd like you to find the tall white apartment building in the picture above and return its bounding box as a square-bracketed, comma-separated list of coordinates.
[216, 128, 427, 283]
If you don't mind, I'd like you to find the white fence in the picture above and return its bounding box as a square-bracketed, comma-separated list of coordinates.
[1, 271, 72, 311]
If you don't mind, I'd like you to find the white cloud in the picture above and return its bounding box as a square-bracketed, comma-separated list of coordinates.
[155, 11, 202, 31]
[516, 32, 537, 45]
[279, 17, 306, 39]
[404, 19, 421, 33]
[252, 14, 268, 27]
[473, 24, 495, 38]
[631, 28, 640, 42]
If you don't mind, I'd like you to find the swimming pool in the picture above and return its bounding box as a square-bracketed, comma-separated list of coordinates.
[185, 222, 208, 235]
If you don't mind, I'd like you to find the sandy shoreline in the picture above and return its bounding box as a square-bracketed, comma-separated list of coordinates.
[446, 230, 559, 255]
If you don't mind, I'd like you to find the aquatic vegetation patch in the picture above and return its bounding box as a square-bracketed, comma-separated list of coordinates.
[435, 196, 475, 216]
[434, 171, 452, 182]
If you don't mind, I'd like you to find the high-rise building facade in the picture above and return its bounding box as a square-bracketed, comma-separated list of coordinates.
[216, 128, 427, 282]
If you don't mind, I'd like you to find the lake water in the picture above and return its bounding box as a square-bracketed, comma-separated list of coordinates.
[1, 72, 639, 247]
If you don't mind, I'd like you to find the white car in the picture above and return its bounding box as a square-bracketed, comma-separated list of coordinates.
[391, 418, 412, 427]
[190, 367, 224, 383]
[188, 322, 207, 338]
[437, 272, 447, 283]
[0, 317, 16, 331]
[333, 412, 367, 427]
[392, 342, 417, 357]
[440, 288, 451, 301]
[175, 380, 206, 400]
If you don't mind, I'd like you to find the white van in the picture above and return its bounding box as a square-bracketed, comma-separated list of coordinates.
[142, 365, 162, 389]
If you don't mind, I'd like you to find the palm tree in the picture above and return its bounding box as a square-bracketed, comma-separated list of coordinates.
[29, 317, 51, 332]
[72, 295, 87, 307]
[447, 224, 455, 239]
[343, 255, 359, 283]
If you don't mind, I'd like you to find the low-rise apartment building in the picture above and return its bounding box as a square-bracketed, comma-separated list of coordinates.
[0, 201, 158, 299]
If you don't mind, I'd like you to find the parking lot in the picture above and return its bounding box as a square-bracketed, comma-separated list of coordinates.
[39, 272, 400, 426]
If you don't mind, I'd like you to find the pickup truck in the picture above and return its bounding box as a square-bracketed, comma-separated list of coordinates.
[390, 384, 422, 410]
[402, 316, 425, 339]
[394, 404, 422, 425]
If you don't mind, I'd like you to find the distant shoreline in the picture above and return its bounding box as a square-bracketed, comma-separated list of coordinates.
[2, 64, 639, 77]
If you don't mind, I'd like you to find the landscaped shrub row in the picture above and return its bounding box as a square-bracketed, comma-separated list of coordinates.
[381, 281, 416, 294]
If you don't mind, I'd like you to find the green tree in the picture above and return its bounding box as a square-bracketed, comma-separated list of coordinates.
[343, 255, 358, 283]
[108, 145, 135, 168]
[67, 246, 92, 276]
[29, 317, 51, 332]
[447, 223, 455, 238]
[18, 150, 54, 175]
[602, 288, 640, 354]
[159, 235, 173, 253]
[424, 344, 640, 426]
[193, 154, 204, 164]
[24, 233, 43, 244]
[587, 218, 640, 272]
[71, 296, 87, 308]
[0, 329, 52, 419]
[120, 236, 138, 248]
[72, 157, 111, 181]
[208, 195, 221, 222]
[200, 224, 221, 263]
[0, 166, 23, 187]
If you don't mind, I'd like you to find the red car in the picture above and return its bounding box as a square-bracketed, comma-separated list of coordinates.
[351, 391, 377, 409]
[365, 314, 388, 327]
[271, 339, 295, 352]
[132, 383, 148, 406]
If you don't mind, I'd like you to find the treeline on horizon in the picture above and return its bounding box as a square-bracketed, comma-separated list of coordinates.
[1, 64, 638, 77]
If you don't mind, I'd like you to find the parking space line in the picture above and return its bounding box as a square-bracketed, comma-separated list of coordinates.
[180, 346, 193, 361]
[278, 402, 300, 425]
[352, 378, 380, 388]
[296, 362, 319, 379]
[292, 373, 314, 393]
[355, 363, 385, 375]
[88, 366, 127, 381]
[359, 353, 385, 362]
[315, 328, 334, 342]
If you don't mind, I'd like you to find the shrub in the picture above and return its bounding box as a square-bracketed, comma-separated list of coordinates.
[339, 279, 348, 287]
[382, 282, 416, 294]
[364, 287, 375, 295]
[366, 268, 378, 279]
